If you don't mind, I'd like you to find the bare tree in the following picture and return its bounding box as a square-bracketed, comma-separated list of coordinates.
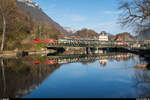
[133, 70, 150, 97]
[0, 0, 16, 51]
[118, 0, 150, 34]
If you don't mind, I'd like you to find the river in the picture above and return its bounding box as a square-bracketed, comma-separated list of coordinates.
[0, 52, 150, 98]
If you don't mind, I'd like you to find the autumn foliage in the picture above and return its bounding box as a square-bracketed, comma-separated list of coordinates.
[0, 0, 63, 51]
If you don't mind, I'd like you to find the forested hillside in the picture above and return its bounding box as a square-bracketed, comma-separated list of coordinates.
[0, 0, 64, 51]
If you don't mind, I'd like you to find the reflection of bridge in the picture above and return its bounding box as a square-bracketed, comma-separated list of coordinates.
[33, 53, 134, 65]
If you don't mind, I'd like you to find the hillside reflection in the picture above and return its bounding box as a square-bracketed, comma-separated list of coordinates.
[0, 52, 145, 98]
[0, 56, 61, 98]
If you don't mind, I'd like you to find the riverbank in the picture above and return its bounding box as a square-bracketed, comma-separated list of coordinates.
[128, 48, 150, 69]
[0, 47, 87, 58]
[0, 49, 56, 58]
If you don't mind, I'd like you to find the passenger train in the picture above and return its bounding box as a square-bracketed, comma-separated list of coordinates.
[33, 38, 131, 46]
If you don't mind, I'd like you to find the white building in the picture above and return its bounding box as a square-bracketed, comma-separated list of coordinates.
[99, 31, 108, 41]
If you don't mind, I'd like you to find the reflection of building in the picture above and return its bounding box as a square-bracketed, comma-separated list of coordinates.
[116, 58, 121, 62]
[99, 31, 108, 41]
[114, 53, 133, 62]
[99, 59, 108, 67]
[98, 50, 103, 54]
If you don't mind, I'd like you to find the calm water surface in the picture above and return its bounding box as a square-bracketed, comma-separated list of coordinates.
[0, 53, 150, 98]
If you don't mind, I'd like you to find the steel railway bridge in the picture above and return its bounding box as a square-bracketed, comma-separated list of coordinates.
[45, 38, 150, 53]
[33, 38, 150, 53]
[46, 39, 150, 48]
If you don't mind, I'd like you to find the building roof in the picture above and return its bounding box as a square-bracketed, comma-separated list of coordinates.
[99, 31, 107, 36]
[115, 36, 122, 41]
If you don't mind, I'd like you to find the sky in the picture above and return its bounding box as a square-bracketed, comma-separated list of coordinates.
[34, 0, 130, 34]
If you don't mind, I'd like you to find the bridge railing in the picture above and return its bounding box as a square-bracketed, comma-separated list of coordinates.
[46, 38, 150, 49]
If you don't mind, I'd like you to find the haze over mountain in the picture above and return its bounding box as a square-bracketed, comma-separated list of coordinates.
[64, 27, 76, 35]
[16, 0, 68, 34]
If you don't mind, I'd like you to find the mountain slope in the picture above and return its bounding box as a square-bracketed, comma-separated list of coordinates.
[16, 0, 67, 34]
[72, 28, 99, 39]
[116, 32, 135, 41]
[108, 32, 135, 41]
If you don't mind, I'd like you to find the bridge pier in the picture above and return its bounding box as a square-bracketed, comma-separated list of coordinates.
[86, 47, 91, 54]
[47, 47, 65, 54]
[90, 48, 99, 54]
[95, 47, 99, 53]
[86, 47, 99, 54]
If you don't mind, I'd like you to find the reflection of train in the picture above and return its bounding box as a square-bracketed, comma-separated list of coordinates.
[33, 53, 134, 65]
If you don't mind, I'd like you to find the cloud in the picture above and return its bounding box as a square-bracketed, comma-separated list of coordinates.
[87, 21, 129, 34]
[59, 14, 87, 24]
[85, 10, 127, 34]
[61, 14, 87, 24]
[53, 14, 87, 30]
[41, 4, 57, 15]
[69, 14, 87, 22]
[48, 4, 56, 9]
[104, 10, 122, 15]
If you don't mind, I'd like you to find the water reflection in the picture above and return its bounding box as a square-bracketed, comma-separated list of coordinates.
[133, 69, 150, 98]
[33, 53, 135, 66]
[0, 56, 61, 98]
[0, 52, 149, 98]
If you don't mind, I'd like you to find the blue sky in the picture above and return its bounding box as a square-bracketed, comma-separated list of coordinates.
[34, 0, 130, 34]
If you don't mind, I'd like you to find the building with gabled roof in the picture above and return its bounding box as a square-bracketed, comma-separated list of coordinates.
[99, 31, 108, 41]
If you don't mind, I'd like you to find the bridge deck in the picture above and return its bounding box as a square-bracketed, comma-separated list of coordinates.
[46, 39, 150, 49]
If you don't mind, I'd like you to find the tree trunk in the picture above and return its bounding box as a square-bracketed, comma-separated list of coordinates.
[1, 59, 6, 94]
[1, 15, 6, 51]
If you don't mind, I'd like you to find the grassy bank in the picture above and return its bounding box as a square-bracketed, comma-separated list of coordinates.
[0, 49, 56, 58]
